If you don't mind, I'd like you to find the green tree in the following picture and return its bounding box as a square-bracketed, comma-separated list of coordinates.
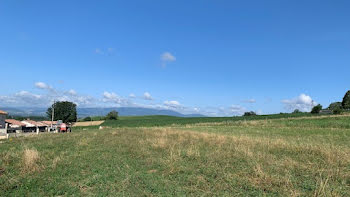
[342, 90, 350, 110]
[47, 101, 77, 123]
[311, 104, 322, 114]
[327, 102, 342, 110]
[292, 109, 301, 113]
[333, 107, 343, 115]
[106, 110, 118, 120]
[327, 102, 343, 114]
[243, 111, 257, 116]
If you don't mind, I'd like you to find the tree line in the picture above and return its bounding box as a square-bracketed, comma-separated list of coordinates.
[311, 90, 350, 114]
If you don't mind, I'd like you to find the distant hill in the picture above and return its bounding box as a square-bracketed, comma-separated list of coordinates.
[0, 107, 206, 118]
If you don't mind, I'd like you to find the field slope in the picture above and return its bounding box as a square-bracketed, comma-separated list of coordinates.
[1, 115, 350, 196]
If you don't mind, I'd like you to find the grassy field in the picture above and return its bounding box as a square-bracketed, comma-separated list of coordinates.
[1, 115, 350, 196]
[101, 113, 330, 128]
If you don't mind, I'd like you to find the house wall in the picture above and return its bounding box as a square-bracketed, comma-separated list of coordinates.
[0, 114, 5, 129]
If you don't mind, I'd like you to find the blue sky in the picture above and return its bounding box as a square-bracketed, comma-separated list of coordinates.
[0, 0, 349, 116]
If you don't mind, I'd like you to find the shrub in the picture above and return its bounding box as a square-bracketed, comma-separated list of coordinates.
[311, 104, 322, 114]
[106, 110, 119, 120]
[83, 116, 92, 121]
[333, 108, 343, 115]
[243, 111, 257, 116]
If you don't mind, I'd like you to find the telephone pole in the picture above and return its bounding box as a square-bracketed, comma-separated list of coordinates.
[51, 100, 55, 130]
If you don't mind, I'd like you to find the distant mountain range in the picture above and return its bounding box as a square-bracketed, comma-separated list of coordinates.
[1, 107, 206, 118]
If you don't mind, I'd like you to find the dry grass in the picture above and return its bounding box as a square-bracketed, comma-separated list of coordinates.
[22, 149, 40, 173]
[134, 127, 350, 195]
[73, 121, 104, 127]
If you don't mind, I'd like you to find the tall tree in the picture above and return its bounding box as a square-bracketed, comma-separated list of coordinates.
[342, 90, 350, 109]
[47, 101, 77, 123]
[311, 104, 322, 114]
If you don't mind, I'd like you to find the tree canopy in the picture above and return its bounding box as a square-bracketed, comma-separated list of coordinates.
[311, 104, 322, 114]
[106, 110, 119, 120]
[47, 101, 77, 123]
[243, 111, 257, 116]
[342, 90, 350, 109]
[328, 102, 342, 110]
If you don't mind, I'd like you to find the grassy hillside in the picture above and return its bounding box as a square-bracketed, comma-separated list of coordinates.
[102, 113, 327, 128]
[1, 115, 350, 196]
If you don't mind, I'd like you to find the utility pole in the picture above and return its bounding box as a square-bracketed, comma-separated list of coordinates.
[51, 100, 55, 131]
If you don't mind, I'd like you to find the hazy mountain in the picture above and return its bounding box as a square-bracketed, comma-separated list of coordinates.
[1, 107, 205, 118]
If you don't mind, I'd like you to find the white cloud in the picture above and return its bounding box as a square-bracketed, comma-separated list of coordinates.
[161, 52, 176, 67]
[102, 91, 132, 107]
[129, 93, 136, 98]
[281, 94, 317, 112]
[164, 100, 182, 109]
[68, 89, 77, 96]
[103, 92, 121, 103]
[243, 99, 256, 103]
[143, 92, 153, 100]
[35, 82, 54, 91]
[229, 105, 246, 116]
[16, 91, 41, 99]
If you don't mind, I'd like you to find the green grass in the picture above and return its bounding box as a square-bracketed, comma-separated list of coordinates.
[102, 113, 326, 128]
[1, 115, 350, 196]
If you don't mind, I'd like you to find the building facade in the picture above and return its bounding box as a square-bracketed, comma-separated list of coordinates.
[0, 110, 8, 134]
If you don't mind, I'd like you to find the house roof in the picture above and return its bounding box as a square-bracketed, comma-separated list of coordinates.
[0, 110, 8, 115]
[5, 119, 26, 126]
[23, 120, 47, 127]
[41, 121, 58, 126]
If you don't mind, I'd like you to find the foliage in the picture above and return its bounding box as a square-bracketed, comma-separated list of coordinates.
[243, 111, 257, 116]
[342, 90, 350, 109]
[106, 110, 119, 120]
[327, 102, 343, 114]
[46, 101, 77, 123]
[292, 109, 301, 113]
[83, 116, 92, 121]
[328, 102, 342, 110]
[333, 107, 343, 115]
[311, 104, 322, 114]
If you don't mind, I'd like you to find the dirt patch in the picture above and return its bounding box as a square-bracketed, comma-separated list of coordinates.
[73, 121, 105, 127]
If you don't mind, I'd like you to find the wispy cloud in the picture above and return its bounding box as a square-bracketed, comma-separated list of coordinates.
[129, 93, 136, 98]
[94, 47, 115, 56]
[163, 100, 182, 109]
[0, 82, 258, 117]
[161, 52, 176, 67]
[243, 99, 256, 103]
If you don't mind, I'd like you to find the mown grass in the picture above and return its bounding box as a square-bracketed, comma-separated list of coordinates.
[1, 115, 350, 196]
